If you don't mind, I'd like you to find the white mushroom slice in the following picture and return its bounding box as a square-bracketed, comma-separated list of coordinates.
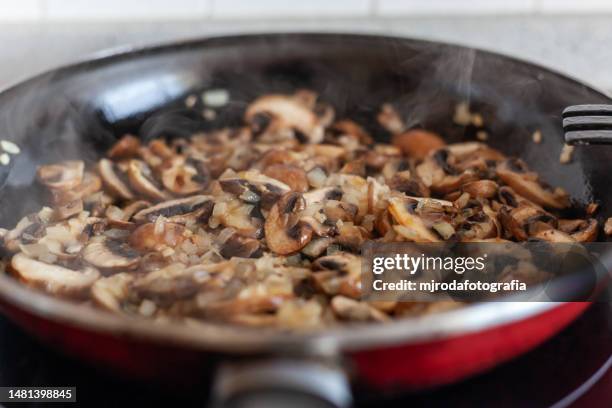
[11, 253, 99, 296]
[132, 195, 213, 224]
[312, 252, 361, 298]
[98, 158, 134, 200]
[83, 236, 140, 270]
[37, 160, 84, 190]
[91, 273, 134, 311]
[388, 197, 440, 242]
[245, 94, 324, 143]
[127, 160, 170, 201]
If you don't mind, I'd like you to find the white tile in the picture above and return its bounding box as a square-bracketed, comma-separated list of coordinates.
[44, 0, 211, 20]
[0, 0, 43, 21]
[376, 0, 535, 16]
[212, 0, 371, 18]
[538, 0, 612, 13]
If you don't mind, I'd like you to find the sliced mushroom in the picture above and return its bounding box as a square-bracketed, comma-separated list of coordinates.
[37, 160, 84, 190]
[496, 159, 569, 209]
[265, 192, 313, 255]
[11, 252, 99, 296]
[303, 186, 343, 206]
[91, 272, 134, 311]
[558, 218, 598, 242]
[83, 236, 140, 270]
[245, 94, 324, 144]
[129, 222, 188, 252]
[107, 134, 141, 159]
[98, 158, 135, 200]
[531, 228, 575, 242]
[312, 252, 361, 298]
[263, 164, 309, 193]
[161, 156, 210, 195]
[219, 233, 262, 259]
[219, 170, 291, 210]
[127, 159, 170, 201]
[392, 129, 446, 160]
[462, 180, 498, 199]
[388, 197, 440, 242]
[133, 195, 213, 224]
[331, 295, 390, 322]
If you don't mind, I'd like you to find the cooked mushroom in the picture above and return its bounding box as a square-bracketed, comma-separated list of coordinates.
[496, 159, 569, 209]
[83, 236, 140, 270]
[558, 218, 598, 242]
[262, 164, 309, 193]
[388, 197, 440, 242]
[312, 252, 361, 298]
[129, 222, 188, 252]
[91, 272, 134, 311]
[127, 160, 170, 201]
[245, 93, 324, 144]
[161, 156, 210, 195]
[605, 218, 612, 236]
[11, 252, 99, 296]
[98, 158, 135, 200]
[392, 129, 446, 160]
[107, 134, 141, 159]
[132, 195, 213, 224]
[37, 160, 84, 190]
[219, 233, 262, 259]
[265, 192, 313, 255]
[331, 295, 390, 322]
[462, 180, 498, 199]
[219, 170, 291, 210]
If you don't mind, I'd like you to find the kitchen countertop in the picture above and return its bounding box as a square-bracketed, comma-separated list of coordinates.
[1, 15, 612, 93]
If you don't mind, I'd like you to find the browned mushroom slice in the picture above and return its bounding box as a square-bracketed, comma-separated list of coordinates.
[11, 252, 99, 296]
[388, 197, 440, 242]
[127, 159, 170, 201]
[605, 218, 612, 236]
[107, 134, 141, 159]
[37, 160, 84, 190]
[54, 199, 84, 221]
[462, 180, 498, 199]
[331, 296, 390, 322]
[416, 150, 478, 194]
[91, 272, 134, 311]
[161, 156, 210, 195]
[330, 119, 373, 144]
[312, 252, 361, 298]
[265, 192, 313, 255]
[83, 236, 140, 270]
[219, 233, 262, 259]
[132, 195, 213, 224]
[531, 228, 575, 242]
[301, 237, 334, 258]
[335, 223, 369, 251]
[456, 203, 499, 241]
[129, 222, 188, 252]
[377, 103, 405, 134]
[558, 218, 598, 242]
[98, 158, 135, 200]
[245, 94, 324, 144]
[388, 171, 430, 197]
[263, 164, 309, 193]
[392, 129, 446, 160]
[496, 159, 569, 209]
[498, 203, 558, 240]
[303, 186, 343, 206]
[131, 264, 202, 308]
[219, 171, 291, 210]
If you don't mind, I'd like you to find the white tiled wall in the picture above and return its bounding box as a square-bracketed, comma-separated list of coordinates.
[1, 0, 611, 21]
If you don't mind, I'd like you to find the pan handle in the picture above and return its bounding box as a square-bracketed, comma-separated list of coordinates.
[211, 359, 352, 408]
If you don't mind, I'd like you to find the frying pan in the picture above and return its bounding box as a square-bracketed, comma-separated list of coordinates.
[0, 33, 610, 407]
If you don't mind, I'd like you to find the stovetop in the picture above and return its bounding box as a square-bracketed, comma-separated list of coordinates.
[0, 302, 610, 408]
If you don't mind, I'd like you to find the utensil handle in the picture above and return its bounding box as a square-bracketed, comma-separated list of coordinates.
[212, 359, 352, 408]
